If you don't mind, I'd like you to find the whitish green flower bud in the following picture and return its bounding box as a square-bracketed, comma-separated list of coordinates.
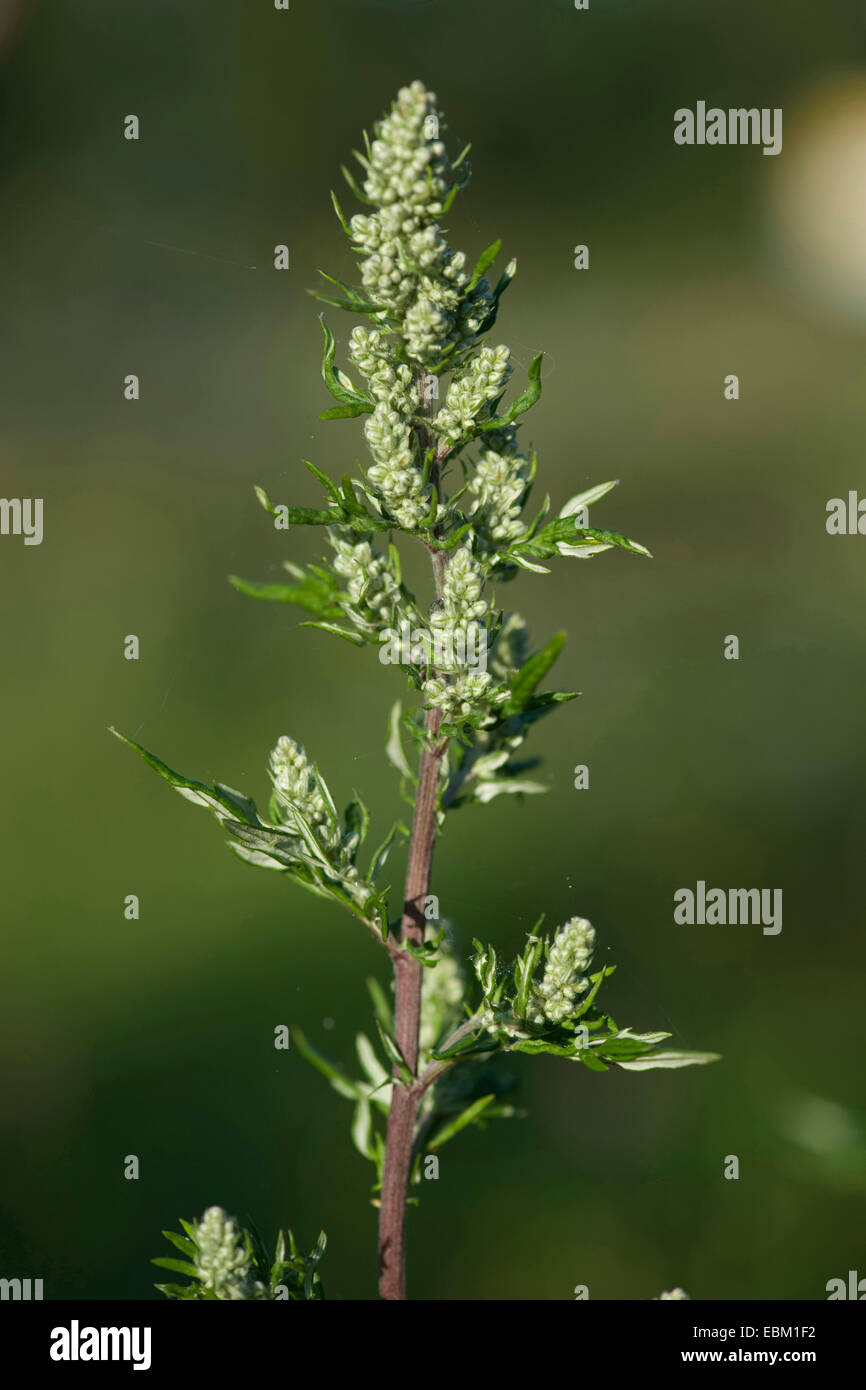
[347, 83, 479, 366]
[403, 294, 453, 364]
[269, 737, 339, 847]
[657, 1288, 690, 1300]
[468, 445, 530, 546]
[525, 917, 596, 1025]
[431, 545, 488, 627]
[423, 671, 507, 721]
[347, 328, 418, 409]
[329, 531, 400, 629]
[362, 82, 452, 213]
[193, 1207, 264, 1301]
[363, 403, 429, 529]
[434, 346, 511, 444]
[422, 546, 511, 718]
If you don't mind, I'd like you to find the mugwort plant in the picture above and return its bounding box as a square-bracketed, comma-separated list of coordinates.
[113, 81, 718, 1301]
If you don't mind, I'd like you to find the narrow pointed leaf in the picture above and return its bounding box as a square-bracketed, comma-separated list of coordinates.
[151, 1258, 201, 1279]
[428, 1094, 497, 1150]
[292, 1028, 363, 1100]
[505, 632, 566, 712]
[466, 239, 501, 293]
[614, 1050, 721, 1071]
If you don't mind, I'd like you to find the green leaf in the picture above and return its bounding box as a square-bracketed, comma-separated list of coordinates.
[340, 162, 372, 205]
[351, 1096, 376, 1161]
[473, 940, 498, 999]
[154, 1282, 201, 1300]
[560, 479, 619, 513]
[437, 523, 474, 551]
[428, 1094, 497, 1150]
[504, 632, 566, 712]
[509, 690, 579, 721]
[329, 190, 352, 236]
[441, 181, 462, 216]
[564, 527, 652, 559]
[229, 572, 341, 617]
[340, 474, 367, 517]
[310, 270, 383, 316]
[319, 402, 375, 421]
[573, 965, 616, 1020]
[304, 1232, 327, 1302]
[344, 793, 370, 846]
[367, 819, 407, 882]
[515, 512, 651, 562]
[292, 1029, 363, 1100]
[577, 1052, 610, 1072]
[514, 936, 545, 1017]
[319, 315, 374, 414]
[478, 353, 542, 431]
[477, 257, 518, 336]
[300, 619, 367, 646]
[508, 553, 551, 574]
[109, 728, 259, 827]
[431, 1029, 498, 1061]
[355, 1032, 391, 1095]
[151, 1257, 201, 1279]
[385, 701, 414, 779]
[302, 458, 343, 505]
[160, 1231, 198, 1260]
[375, 1020, 413, 1084]
[466, 239, 501, 293]
[254, 483, 279, 517]
[613, 1049, 721, 1071]
[509, 1038, 582, 1058]
[472, 778, 547, 803]
[366, 975, 394, 1036]
[362, 889, 391, 942]
[309, 289, 383, 316]
[398, 930, 445, 966]
[253, 485, 338, 527]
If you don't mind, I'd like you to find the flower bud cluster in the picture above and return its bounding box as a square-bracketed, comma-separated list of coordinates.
[193, 1207, 264, 1301]
[345, 83, 505, 530]
[525, 917, 596, 1025]
[468, 444, 531, 548]
[269, 737, 339, 848]
[433, 345, 511, 445]
[363, 403, 428, 530]
[422, 546, 506, 719]
[329, 529, 401, 633]
[349, 82, 473, 365]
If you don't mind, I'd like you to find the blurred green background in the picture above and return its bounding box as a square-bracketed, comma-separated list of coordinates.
[2, 0, 865, 1300]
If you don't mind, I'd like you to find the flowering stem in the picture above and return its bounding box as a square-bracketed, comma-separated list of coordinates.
[378, 371, 447, 1300]
[377, 727, 442, 1300]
